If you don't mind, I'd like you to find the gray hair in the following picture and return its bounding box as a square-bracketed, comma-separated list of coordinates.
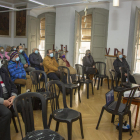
[59, 51, 64, 56]
[32, 48, 36, 52]
[86, 50, 90, 54]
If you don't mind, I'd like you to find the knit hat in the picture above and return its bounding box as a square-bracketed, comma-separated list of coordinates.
[10, 51, 18, 60]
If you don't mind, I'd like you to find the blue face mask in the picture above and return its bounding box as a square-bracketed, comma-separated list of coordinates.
[119, 55, 123, 59]
[35, 50, 38, 54]
[16, 57, 20, 61]
[19, 49, 23, 53]
[50, 53, 53, 58]
[13, 48, 16, 51]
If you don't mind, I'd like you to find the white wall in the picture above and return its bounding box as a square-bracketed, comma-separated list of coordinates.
[55, 3, 109, 65]
[107, 1, 132, 56]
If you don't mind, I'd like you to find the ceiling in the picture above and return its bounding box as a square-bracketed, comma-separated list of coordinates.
[0, 0, 139, 12]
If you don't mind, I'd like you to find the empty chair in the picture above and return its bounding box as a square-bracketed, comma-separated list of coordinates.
[30, 70, 51, 110]
[96, 86, 138, 140]
[94, 62, 109, 90]
[75, 64, 94, 99]
[58, 66, 81, 107]
[47, 80, 84, 140]
[13, 92, 64, 140]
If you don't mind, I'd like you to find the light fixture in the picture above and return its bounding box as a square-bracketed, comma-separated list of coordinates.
[113, 0, 119, 6]
[0, 5, 16, 10]
[28, 0, 48, 6]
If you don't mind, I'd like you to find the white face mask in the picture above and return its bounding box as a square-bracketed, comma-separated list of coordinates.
[1, 49, 4, 52]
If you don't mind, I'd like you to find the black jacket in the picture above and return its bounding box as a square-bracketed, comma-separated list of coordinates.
[83, 55, 95, 67]
[0, 67, 17, 98]
[113, 57, 130, 74]
[29, 53, 43, 68]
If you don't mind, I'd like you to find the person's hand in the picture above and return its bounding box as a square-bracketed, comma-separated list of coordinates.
[124, 73, 127, 77]
[8, 96, 16, 108]
[3, 100, 11, 107]
[40, 63, 43, 66]
[93, 65, 95, 68]
[24, 64, 28, 68]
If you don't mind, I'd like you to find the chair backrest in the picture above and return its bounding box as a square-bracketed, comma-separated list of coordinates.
[95, 62, 106, 75]
[75, 64, 85, 81]
[58, 66, 71, 84]
[112, 86, 138, 114]
[30, 70, 48, 92]
[46, 80, 68, 113]
[109, 69, 119, 89]
[13, 92, 48, 139]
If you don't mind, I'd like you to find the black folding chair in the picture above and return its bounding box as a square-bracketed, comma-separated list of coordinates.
[75, 64, 94, 99]
[47, 80, 84, 140]
[94, 62, 109, 90]
[109, 69, 127, 93]
[13, 92, 64, 140]
[96, 86, 138, 140]
[58, 66, 81, 107]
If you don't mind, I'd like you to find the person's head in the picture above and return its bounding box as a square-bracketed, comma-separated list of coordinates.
[12, 46, 17, 51]
[59, 51, 66, 58]
[10, 51, 19, 62]
[17, 45, 23, 53]
[86, 50, 91, 56]
[117, 51, 123, 59]
[0, 47, 4, 53]
[32, 48, 39, 54]
[47, 49, 53, 58]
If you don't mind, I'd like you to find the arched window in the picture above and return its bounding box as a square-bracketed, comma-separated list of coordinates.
[39, 18, 45, 58]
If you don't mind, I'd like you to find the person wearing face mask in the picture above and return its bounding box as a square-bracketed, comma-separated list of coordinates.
[113, 51, 136, 84]
[43, 49, 67, 84]
[8, 51, 32, 92]
[0, 47, 10, 60]
[11, 46, 17, 51]
[0, 58, 17, 140]
[17, 45, 35, 72]
[58, 52, 76, 82]
[83, 50, 96, 80]
[29, 48, 44, 71]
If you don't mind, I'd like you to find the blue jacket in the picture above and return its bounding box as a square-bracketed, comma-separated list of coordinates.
[20, 51, 30, 66]
[8, 60, 26, 82]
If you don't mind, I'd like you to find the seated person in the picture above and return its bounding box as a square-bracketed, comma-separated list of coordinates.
[83, 50, 96, 80]
[29, 48, 44, 71]
[58, 52, 76, 82]
[11, 46, 17, 51]
[0, 47, 10, 60]
[0, 58, 17, 140]
[8, 51, 32, 92]
[17, 45, 35, 72]
[113, 51, 136, 84]
[43, 49, 67, 84]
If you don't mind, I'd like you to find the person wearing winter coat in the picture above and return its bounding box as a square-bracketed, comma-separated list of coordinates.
[0, 58, 17, 140]
[8, 51, 32, 92]
[113, 51, 136, 83]
[29, 48, 44, 71]
[17, 45, 35, 72]
[58, 52, 76, 82]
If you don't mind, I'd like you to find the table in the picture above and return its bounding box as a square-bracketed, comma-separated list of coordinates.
[123, 97, 140, 128]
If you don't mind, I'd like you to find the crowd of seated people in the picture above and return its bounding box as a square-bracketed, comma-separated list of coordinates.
[0, 45, 138, 140]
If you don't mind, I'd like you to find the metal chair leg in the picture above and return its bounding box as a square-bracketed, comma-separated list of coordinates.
[78, 87, 81, 103]
[91, 82, 94, 95]
[129, 112, 132, 136]
[119, 115, 123, 140]
[48, 114, 53, 128]
[97, 77, 100, 90]
[111, 114, 115, 123]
